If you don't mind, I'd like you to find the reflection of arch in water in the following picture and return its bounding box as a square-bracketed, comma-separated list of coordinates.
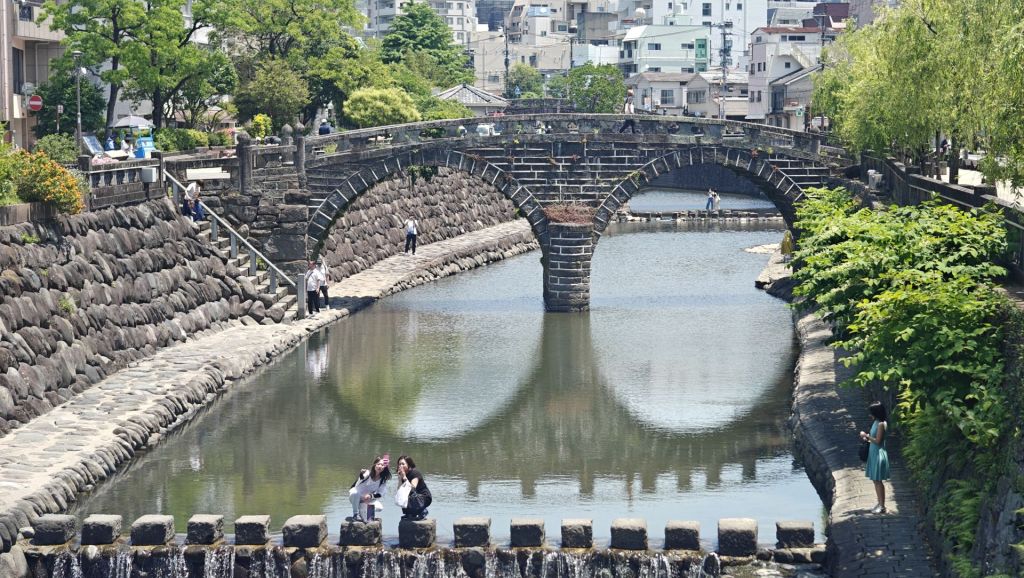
[320, 311, 798, 499]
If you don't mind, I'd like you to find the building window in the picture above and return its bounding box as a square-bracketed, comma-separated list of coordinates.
[757, 91, 762, 102]
[702, 21, 711, 26]
[687, 90, 706, 104]
[488, 74, 500, 82]
[725, 2, 729, 8]
[736, 2, 742, 8]
[12, 48, 25, 96]
[667, 1, 672, 7]
[649, 67, 661, 72]
[18, 4, 33, 20]
[660, 89, 675, 105]
[702, 2, 711, 16]
[681, 42, 694, 49]
[457, 31, 464, 38]
[540, 30, 547, 36]
[784, 61, 791, 68]
[790, 35, 805, 41]
[648, 43, 661, 50]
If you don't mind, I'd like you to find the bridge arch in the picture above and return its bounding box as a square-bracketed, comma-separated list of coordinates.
[593, 145, 807, 235]
[305, 148, 552, 251]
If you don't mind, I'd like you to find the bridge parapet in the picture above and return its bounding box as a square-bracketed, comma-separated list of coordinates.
[305, 114, 822, 163]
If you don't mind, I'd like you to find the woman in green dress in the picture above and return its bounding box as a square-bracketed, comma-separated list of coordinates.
[859, 401, 890, 514]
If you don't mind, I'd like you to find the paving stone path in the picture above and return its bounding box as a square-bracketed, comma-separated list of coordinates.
[793, 314, 938, 577]
[0, 220, 536, 553]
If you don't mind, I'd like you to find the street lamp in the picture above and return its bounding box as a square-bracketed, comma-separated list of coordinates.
[71, 50, 83, 153]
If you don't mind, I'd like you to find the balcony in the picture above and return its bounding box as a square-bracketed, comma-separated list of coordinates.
[14, 5, 64, 42]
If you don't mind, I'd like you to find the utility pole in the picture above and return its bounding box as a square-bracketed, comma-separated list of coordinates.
[504, 31, 511, 98]
[710, 21, 733, 119]
[72, 50, 83, 153]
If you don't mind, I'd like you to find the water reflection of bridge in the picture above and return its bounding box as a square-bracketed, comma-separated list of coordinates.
[322, 310, 797, 499]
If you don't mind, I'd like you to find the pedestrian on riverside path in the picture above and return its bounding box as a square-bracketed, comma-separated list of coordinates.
[705, 189, 716, 211]
[403, 216, 419, 255]
[304, 260, 325, 315]
[397, 455, 432, 521]
[316, 258, 331, 309]
[349, 454, 391, 522]
[859, 401, 890, 514]
[185, 180, 205, 221]
[618, 89, 637, 134]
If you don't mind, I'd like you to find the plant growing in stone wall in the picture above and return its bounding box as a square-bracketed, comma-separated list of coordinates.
[543, 203, 595, 224]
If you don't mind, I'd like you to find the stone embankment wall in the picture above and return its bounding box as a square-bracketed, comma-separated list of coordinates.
[316, 168, 519, 282]
[12, 513, 826, 578]
[0, 199, 265, 436]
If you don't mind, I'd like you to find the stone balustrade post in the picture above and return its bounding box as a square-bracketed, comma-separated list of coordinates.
[542, 222, 594, 312]
[294, 122, 306, 188]
[281, 124, 294, 166]
[236, 131, 252, 195]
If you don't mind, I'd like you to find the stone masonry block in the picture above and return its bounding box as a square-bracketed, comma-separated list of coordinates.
[454, 517, 491, 548]
[775, 520, 814, 549]
[339, 520, 382, 547]
[131, 515, 175, 546]
[81, 515, 123, 545]
[561, 519, 593, 549]
[664, 521, 700, 550]
[399, 519, 436, 549]
[510, 518, 545, 547]
[186, 515, 224, 545]
[234, 516, 271, 545]
[610, 518, 647, 550]
[718, 518, 757, 557]
[32, 514, 77, 545]
[282, 515, 327, 548]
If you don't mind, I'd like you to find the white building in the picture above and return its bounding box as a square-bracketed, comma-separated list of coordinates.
[361, 0, 478, 46]
[746, 25, 821, 125]
[619, 0, 767, 69]
[765, 64, 817, 129]
[625, 71, 693, 114]
[685, 68, 748, 119]
[618, 24, 710, 76]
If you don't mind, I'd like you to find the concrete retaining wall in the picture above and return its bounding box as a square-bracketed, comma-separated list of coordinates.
[0, 199, 262, 437]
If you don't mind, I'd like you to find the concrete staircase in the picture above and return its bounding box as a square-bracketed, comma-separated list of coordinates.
[766, 157, 831, 192]
[194, 220, 298, 314]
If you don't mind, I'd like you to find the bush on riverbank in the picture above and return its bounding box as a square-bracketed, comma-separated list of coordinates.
[792, 187, 1023, 577]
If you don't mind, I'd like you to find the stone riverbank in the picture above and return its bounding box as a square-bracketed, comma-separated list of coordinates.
[0, 220, 537, 573]
[759, 252, 938, 577]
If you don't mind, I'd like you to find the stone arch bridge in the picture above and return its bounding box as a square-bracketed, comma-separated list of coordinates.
[244, 114, 834, 311]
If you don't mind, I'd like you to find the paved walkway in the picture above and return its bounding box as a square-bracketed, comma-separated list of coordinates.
[0, 220, 536, 553]
[793, 314, 938, 577]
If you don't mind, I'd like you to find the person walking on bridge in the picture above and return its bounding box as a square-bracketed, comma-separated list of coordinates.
[403, 216, 419, 255]
[618, 89, 637, 134]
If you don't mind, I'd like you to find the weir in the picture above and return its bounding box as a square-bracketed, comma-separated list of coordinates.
[17, 513, 824, 578]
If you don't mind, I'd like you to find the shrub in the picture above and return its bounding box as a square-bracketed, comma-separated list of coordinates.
[20, 232, 40, 244]
[543, 203, 595, 223]
[33, 134, 79, 165]
[250, 114, 272, 139]
[153, 128, 212, 152]
[58, 296, 76, 315]
[12, 151, 86, 214]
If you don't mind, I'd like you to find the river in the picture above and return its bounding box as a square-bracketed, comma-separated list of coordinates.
[71, 190, 822, 547]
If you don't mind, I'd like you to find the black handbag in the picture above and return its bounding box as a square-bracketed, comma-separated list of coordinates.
[858, 440, 870, 462]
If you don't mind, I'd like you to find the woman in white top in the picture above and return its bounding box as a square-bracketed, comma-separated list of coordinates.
[349, 455, 391, 522]
[315, 259, 330, 309]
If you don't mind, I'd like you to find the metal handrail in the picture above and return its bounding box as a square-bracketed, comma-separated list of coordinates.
[163, 169, 297, 292]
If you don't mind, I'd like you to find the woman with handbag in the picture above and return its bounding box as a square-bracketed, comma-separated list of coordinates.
[396, 455, 432, 521]
[349, 455, 391, 522]
[859, 401, 891, 514]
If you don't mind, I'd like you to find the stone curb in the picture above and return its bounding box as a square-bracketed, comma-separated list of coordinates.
[0, 222, 538, 556]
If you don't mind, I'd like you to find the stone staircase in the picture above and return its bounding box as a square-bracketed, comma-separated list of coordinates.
[766, 157, 830, 192]
[194, 220, 298, 315]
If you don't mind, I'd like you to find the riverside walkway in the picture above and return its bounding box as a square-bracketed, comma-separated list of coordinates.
[794, 311, 937, 576]
[0, 220, 536, 554]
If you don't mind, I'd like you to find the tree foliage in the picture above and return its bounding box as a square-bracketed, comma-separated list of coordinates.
[560, 63, 625, 113]
[380, 2, 472, 87]
[234, 59, 310, 131]
[506, 64, 543, 98]
[29, 72, 106, 138]
[344, 87, 421, 128]
[814, 0, 1024, 185]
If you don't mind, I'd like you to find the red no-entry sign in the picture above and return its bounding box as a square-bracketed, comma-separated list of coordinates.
[27, 95, 43, 112]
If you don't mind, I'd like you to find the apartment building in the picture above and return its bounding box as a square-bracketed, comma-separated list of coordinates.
[1, 0, 64, 148]
[746, 26, 820, 122]
[619, 24, 710, 76]
[685, 68, 748, 119]
[625, 71, 693, 114]
[361, 0, 479, 46]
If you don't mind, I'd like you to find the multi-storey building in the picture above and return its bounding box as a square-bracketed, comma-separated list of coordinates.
[361, 0, 478, 46]
[626, 71, 693, 114]
[745, 25, 821, 127]
[1, 0, 65, 148]
[685, 68, 748, 119]
[619, 24, 710, 76]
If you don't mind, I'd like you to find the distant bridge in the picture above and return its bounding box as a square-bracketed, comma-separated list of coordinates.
[243, 114, 837, 311]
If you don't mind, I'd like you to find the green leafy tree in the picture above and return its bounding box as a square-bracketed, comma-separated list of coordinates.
[380, 2, 472, 87]
[41, 0, 150, 138]
[310, 38, 394, 123]
[506, 63, 543, 98]
[562, 63, 625, 113]
[415, 97, 471, 120]
[29, 72, 105, 138]
[171, 54, 238, 129]
[234, 60, 310, 131]
[33, 134, 80, 164]
[344, 87, 421, 128]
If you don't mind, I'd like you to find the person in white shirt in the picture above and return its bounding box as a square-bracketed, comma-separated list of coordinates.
[315, 258, 330, 309]
[403, 217, 419, 255]
[349, 455, 391, 522]
[304, 260, 325, 315]
[121, 136, 134, 155]
[184, 180, 205, 221]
